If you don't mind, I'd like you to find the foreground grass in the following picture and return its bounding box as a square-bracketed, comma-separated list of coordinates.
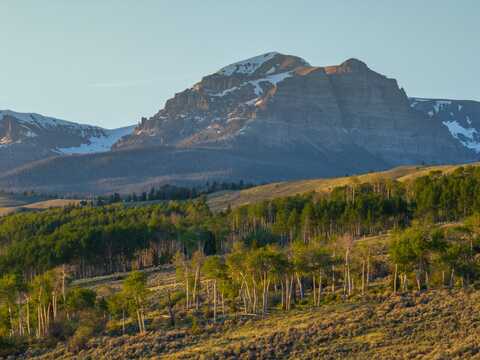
[21, 289, 480, 360]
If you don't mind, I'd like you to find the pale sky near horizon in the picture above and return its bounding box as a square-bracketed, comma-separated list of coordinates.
[1, 1, 479, 128]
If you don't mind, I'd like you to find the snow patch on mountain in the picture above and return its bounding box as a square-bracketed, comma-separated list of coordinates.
[57, 126, 135, 155]
[442, 120, 480, 152]
[250, 71, 294, 96]
[433, 100, 452, 114]
[211, 71, 294, 98]
[0, 110, 136, 154]
[409, 98, 480, 153]
[210, 86, 240, 97]
[216, 52, 311, 77]
[409, 98, 454, 115]
[216, 52, 279, 76]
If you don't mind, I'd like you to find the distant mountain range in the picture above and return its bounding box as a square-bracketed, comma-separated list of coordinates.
[0, 110, 134, 172]
[1, 52, 479, 194]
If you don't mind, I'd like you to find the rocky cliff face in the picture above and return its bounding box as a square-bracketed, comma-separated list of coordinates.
[0, 110, 134, 172]
[115, 52, 474, 167]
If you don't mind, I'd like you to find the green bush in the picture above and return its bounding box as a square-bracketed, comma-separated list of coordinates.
[0, 335, 27, 357]
[66, 287, 97, 314]
[68, 324, 95, 353]
[49, 316, 76, 341]
[67, 310, 106, 353]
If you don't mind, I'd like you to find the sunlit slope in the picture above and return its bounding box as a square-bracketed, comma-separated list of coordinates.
[0, 197, 83, 217]
[207, 162, 480, 211]
[30, 289, 480, 359]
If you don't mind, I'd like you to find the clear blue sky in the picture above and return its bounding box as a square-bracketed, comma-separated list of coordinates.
[1, 1, 478, 128]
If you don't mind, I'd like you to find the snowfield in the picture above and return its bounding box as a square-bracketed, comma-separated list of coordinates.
[442, 120, 480, 152]
[211, 71, 294, 99]
[216, 52, 310, 77]
[56, 126, 135, 154]
[216, 52, 279, 76]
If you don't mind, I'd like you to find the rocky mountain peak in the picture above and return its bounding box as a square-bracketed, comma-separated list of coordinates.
[113, 52, 477, 176]
[338, 58, 368, 72]
[115, 53, 410, 149]
[323, 58, 368, 75]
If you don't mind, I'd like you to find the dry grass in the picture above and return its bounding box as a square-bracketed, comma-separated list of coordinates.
[27, 290, 480, 359]
[0, 199, 83, 217]
[72, 266, 176, 293]
[0, 207, 19, 217]
[21, 199, 83, 209]
[0, 193, 42, 207]
[207, 163, 480, 211]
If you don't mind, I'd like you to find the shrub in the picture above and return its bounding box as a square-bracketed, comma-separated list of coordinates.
[49, 316, 76, 341]
[0, 335, 27, 357]
[66, 287, 97, 314]
[67, 310, 106, 353]
[68, 324, 95, 353]
[190, 315, 203, 335]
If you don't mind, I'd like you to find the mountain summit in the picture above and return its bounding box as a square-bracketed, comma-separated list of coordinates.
[215, 52, 310, 76]
[1, 53, 479, 194]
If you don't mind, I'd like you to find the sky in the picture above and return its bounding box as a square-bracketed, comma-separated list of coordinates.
[1, 1, 479, 128]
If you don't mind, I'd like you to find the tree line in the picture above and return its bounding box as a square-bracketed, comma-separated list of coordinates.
[96, 181, 255, 205]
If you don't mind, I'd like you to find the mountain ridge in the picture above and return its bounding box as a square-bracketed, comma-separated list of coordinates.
[0, 110, 135, 172]
[113, 52, 478, 168]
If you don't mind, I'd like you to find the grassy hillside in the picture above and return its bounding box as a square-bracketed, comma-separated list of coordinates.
[0, 195, 84, 217]
[207, 163, 479, 211]
[27, 286, 480, 359]
[0, 192, 46, 207]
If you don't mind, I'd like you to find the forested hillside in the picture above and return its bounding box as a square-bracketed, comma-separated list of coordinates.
[206, 163, 480, 211]
[1, 166, 480, 358]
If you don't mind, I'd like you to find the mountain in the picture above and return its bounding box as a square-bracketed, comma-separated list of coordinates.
[0, 110, 134, 172]
[409, 98, 480, 153]
[114, 52, 475, 166]
[1, 52, 479, 194]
